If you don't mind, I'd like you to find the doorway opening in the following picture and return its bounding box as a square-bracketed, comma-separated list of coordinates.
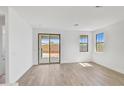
[38, 33, 61, 64]
[0, 15, 6, 84]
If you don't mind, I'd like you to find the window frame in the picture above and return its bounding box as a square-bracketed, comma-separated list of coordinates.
[96, 33, 104, 52]
[80, 35, 88, 52]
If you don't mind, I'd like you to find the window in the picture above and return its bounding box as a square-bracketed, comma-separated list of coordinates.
[80, 35, 88, 52]
[96, 33, 104, 52]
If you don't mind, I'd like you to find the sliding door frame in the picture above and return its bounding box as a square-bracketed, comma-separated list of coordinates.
[38, 33, 61, 65]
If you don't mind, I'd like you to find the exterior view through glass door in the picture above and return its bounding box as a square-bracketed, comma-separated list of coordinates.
[39, 35, 49, 64]
[38, 34, 60, 64]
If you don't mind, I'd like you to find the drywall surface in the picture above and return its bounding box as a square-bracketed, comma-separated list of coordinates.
[0, 26, 4, 75]
[8, 8, 33, 83]
[33, 28, 93, 65]
[93, 20, 124, 74]
[0, 6, 9, 83]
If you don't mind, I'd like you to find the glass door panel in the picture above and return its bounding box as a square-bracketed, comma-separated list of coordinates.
[39, 35, 49, 64]
[38, 34, 60, 64]
[50, 35, 60, 63]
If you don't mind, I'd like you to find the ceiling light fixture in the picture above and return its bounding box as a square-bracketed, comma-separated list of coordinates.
[95, 6, 103, 8]
[74, 24, 79, 26]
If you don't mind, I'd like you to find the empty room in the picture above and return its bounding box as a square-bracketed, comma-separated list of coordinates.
[0, 6, 124, 86]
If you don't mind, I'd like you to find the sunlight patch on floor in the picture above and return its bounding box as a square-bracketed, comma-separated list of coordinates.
[79, 63, 93, 67]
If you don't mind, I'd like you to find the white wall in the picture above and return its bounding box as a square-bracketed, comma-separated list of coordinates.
[8, 8, 33, 83]
[0, 6, 9, 83]
[93, 20, 124, 74]
[0, 26, 3, 75]
[33, 28, 93, 65]
[0, 26, 6, 76]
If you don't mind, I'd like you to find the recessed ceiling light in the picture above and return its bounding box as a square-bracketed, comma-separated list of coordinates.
[95, 6, 103, 8]
[74, 24, 79, 26]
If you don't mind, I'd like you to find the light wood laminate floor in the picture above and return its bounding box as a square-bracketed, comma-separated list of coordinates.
[18, 62, 124, 86]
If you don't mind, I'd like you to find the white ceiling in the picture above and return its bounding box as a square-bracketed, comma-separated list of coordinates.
[13, 6, 124, 31]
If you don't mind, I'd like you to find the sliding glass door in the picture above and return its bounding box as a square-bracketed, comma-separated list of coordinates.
[39, 35, 50, 64]
[38, 34, 60, 64]
[50, 35, 60, 63]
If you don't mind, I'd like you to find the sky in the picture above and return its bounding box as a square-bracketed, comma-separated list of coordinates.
[96, 33, 104, 42]
[80, 36, 88, 43]
[41, 33, 104, 45]
[80, 33, 104, 43]
[41, 38, 59, 45]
